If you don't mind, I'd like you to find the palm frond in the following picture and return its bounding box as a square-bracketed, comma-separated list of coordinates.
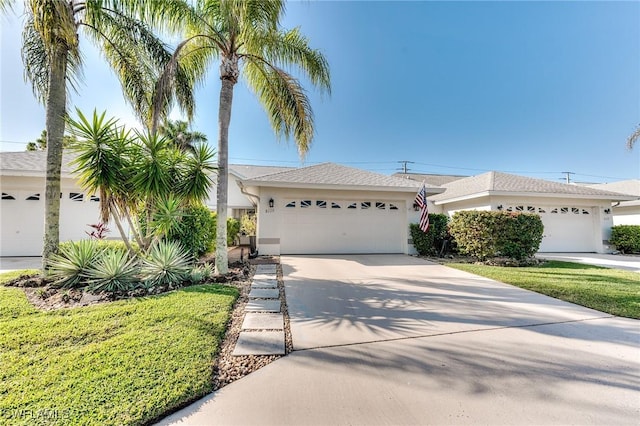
[627, 125, 640, 150]
[244, 58, 314, 157]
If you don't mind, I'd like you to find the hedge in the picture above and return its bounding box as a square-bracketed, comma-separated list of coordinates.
[409, 214, 449, 256]
[610, 225, 640, 253]
[449, 211, 544, 260]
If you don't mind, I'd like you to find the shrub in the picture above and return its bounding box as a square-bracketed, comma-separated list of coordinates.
[167, 204, 216, 257]
[211, 214, 241, 247]
[449, 211, 543, 261]
[59, 239, 137, 255]
[610, 225, 640, 253]
[85, 250, 140, 293]
[409, 214, 449, 256]
[140, 240, 193, 288]
[47, 240, 103, 288]
[188, 264, 214, 284]
[240, 213, 257, 235]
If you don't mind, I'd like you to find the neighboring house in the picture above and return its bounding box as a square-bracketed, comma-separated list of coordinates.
[586, 180, 640, 226]
[0, 151, 106, 256]
[2, 150, 634, 257]
[240, 163, 443, 255]
[425, 171, 634, 253]
[393, 172, 468, 187]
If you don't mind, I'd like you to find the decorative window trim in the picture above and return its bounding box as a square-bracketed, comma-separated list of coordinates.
[285, 201, 296, 208]
[26, 193, 40, 201]
[389, 203, 399, 210]
[361, 201, 371, 209]
[347, 203, 357, 209]
[1, 192, 15, 200]
[90, 195, 100, 202]
[331, 202, 341, 209]
[69, 192, 84, 202]
[316, 200, 327, 209]
[300, 200, 312, 208]
[375, 202, 386, 210]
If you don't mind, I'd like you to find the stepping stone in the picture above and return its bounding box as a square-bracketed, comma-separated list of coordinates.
[249, 288, 279, 299]
[256, 264, 277, 274]
[252, 279, 278, 288]
[246, 299, 281, 313]
[253, 273, 276, 280]
[233, 331, 285, 356]
[242, 313, 284, 330]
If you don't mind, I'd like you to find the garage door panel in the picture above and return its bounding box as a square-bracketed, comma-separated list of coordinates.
[537, 207, 595, 252]
[279, 199, 404, 254]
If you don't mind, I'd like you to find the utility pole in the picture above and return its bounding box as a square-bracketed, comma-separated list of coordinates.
[397, 160, 415, 174]
[561, 171, 574, 184]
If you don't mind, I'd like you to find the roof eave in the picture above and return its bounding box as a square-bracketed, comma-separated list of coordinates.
[242, 180, 443, 194]
[433, 190, 634, 205]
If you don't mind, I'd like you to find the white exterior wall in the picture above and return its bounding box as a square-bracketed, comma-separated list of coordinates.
[436, 195, 613, 253]
[612, 204, 640, 226]
[248, 186, 416, 255]
[0, 175, 124, 256]
[205, 174, 256, 218]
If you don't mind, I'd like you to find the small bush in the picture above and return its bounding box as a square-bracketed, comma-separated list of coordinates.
[449, 211, 543, 261]
[47, 240, 103, 288]
[188, 264, 214, 284]
[167, 204, 216, 257]
[211, 214, 241, 248]
[240, 213, 257, 236]
[140, 240, 193, 288]
[409, 214, 449, 256]
[610, 225, 640, 253]
[85, 250, 140, 293]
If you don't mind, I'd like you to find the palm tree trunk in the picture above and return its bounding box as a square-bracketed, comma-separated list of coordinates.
[41, 46, 68, 272]
[215, 77, 235, 275]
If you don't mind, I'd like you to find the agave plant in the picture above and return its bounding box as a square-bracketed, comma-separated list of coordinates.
[188, 263, 213, 285]
[140, 240, 192, 288]
[85, 250, 140, 293]
[47, 240, 103, 288]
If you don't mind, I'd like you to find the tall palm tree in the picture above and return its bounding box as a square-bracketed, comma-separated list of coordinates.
[627, 125, 640, 150]
[159, 119, 207, 153]
[153, 0, 331, 273]
[4, 0, 195, 270]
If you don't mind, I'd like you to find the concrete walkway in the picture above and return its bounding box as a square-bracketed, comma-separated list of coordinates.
[536, 252, 640, 272]
[159, 255, 639, 426]
[0, 256, 41, 273]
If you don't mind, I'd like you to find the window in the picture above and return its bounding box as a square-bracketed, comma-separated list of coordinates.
[515, 205, 524, 212]
[361, 202, 371, 209]
[347, 203, 357, 209]
[90, 195, 100, 202]
[316, 200, 327, 208]
[538, 207, 546, 213]
[1, 192, 15, 200]
[560, 207, 569, 214]
[389, 203, 399, 210]
[582, 209, 590, 215]
[550, 208, 558, 214]
[285, 201, 296, 208]
[571, 208, 580, 214]
[375, 202, 386, 210]
[300, 200, 312, 208]
[527, 206, 535, 212]
[26, 193, 40, 201]
[331, 202, 341, 209]
[505, 206, 513, 212]
[69, 192, 84, 202]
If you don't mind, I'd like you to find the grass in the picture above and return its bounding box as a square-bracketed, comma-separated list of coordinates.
[448, 261, 640, 319]
[0, 270, 238, 426]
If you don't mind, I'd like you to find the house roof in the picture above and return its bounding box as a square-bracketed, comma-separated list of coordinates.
[430, 171, 635, 204]
[229, 164, 295, 179]
[243, 162, 442, 193]
[392, 172, 468, 187]
[0, 150, 79, 177]
[586, 180, 640, 197]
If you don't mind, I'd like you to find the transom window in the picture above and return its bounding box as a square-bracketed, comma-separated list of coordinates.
[90, 195, 100, 202]
[375, 202, 386, 210]
[285, 201, 296, 208]
[347, 203, 357, 209]
[2, 192, 15, 200]
[389, 203, 399, 210]
[300, 200, 312, 208]
[69, 192, 84, 202]
[316, 200, 326, 208]
[26, 193, 40, 201]
[361, 202, 371, 209]
[331, 202, 341, 209]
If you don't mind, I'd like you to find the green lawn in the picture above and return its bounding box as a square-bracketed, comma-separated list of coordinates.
[0, 271, 238, 426]
[448, 261, 640, 319]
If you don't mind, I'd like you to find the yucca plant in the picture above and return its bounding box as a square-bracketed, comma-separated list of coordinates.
[85, 250, 140, 293]
[188, 263, 213, 285]
[140, 240, 192, 288]
[47, 240, 103, 288]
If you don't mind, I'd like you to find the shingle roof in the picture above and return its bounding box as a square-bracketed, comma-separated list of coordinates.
[229, 164, 295, 179]
[586, 180, 640, 197]
[431, 171, 634, 203]
[243, 162, 440, 193]
[0, 150, 78, 176]
[393, 172, 468, 187]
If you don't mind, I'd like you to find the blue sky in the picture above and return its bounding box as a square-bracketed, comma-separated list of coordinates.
[1, 1, 639, 183]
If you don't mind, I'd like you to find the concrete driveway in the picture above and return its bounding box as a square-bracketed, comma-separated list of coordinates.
[536, 252, 640, 272]
[160, 255, 639, 426]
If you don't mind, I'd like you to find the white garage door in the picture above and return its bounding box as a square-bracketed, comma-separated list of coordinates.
[279, 199, 405, 254]
[535, 206, 596, 252]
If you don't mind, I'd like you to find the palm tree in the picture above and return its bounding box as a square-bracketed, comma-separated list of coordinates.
[4, 0, 195, 270]
[67, 109, 216, 253]
[159, 119, 207, 153]
[627, 125, 640, 150]
[153, 0, 331, 273]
